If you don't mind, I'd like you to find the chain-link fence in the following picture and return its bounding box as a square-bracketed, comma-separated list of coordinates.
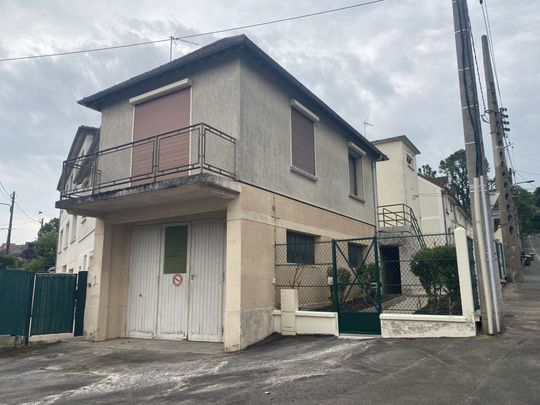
[379, 232, 461, 315]
[275, 242, 335, 311]
[275, 232, 461, 315]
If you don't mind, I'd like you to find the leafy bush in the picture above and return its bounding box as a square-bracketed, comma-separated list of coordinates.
[410, 245, 460, 314]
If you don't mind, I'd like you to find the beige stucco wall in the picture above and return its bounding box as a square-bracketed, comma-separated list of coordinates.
[224, 183, 375, 351]
[418, 176, 445, 234]
[418, 175, 472, 236]
[375, 139, 421, 219]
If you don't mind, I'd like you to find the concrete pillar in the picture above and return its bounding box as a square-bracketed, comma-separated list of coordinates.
[280, 289, 299, 335]
[223, 209, 242, 352]
[83, 218, 113, 341]
[454, 227, 475, 319]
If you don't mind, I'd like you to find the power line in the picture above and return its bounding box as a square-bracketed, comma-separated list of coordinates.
[13, 200, 40, 224]
[515, 168, 540, 177]
[0, 37, 197, 62]
[0, 0, 384, 63]
[480, 0, 503, 107]
[0, 180, 11, 200]
[468, 19, 487, 114]
[0, 178, 40, 223]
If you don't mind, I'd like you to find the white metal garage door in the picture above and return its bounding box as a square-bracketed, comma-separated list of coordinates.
[127, 222, 225, 342]
[188, 222, 225, 342]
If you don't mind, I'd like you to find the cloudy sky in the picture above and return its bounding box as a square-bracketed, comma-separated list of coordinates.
[0, 0, 538, 244]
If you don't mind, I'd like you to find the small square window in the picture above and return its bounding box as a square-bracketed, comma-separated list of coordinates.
[286, 231, 315, 264]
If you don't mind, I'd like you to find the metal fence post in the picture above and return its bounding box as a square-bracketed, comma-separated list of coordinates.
[373, 236, 382, 312]
[74, 271, 88, 336]
[23, 272, 36, 346]
[331, 240, 340, 312]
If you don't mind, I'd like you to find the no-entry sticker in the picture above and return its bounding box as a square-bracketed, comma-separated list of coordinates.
[172, 273, 183, 287]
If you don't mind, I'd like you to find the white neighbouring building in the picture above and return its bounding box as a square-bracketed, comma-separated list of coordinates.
[372, 135, 472, 236]
[56, 126, 99, 274]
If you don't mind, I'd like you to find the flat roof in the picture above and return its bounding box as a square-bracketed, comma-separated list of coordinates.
[372, 135, 421, 155]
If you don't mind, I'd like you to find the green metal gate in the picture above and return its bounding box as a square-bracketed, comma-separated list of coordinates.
[0, 269, 34, 338]
[0, 269, 87, 343]
[332, 237, 382, 335]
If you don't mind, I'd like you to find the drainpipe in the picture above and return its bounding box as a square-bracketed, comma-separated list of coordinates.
[441, 189, 448, 244]
[372, 160, 379, 235]
[473, 177, 494, 334]
[479, 175, 501, 333]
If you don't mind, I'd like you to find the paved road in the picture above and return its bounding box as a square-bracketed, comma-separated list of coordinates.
[1, 236, 539, 404]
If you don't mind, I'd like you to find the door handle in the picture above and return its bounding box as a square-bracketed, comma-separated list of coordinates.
[190, 274, 195, 280]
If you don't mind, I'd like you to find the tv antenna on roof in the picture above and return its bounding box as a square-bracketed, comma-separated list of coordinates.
[363, 121, 374, 138]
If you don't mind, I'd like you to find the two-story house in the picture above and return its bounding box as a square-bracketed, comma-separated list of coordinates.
[56, 125, 99, 274]
[56, 35, 386, 351]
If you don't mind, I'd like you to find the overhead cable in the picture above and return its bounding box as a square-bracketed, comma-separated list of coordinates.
[0, 1, 384, 62]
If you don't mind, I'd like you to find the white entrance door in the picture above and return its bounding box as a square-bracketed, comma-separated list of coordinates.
[188, 222, 225, 342]
[127, 222, 225, 342]
[156, 225, 189, 339]
[127, 225, 161, 338]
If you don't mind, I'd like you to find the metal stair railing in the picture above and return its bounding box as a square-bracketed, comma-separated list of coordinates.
[378, 203, 426, 248]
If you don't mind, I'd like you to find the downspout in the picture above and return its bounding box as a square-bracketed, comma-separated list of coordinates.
[372, 160, 379, 235]
[479, 175, 501, 333]
[473, 177, 494, 334]
[441, 189, 448, 244]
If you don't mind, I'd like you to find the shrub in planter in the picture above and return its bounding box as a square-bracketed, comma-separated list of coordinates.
[410, 245, 460, 314]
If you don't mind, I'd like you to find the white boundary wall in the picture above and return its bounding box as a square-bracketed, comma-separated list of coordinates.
[380, 228, 477, 338]
[273, 289, 338, 336]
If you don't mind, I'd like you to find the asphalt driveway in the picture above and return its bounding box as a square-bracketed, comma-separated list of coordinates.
[1, 236, 539, 405]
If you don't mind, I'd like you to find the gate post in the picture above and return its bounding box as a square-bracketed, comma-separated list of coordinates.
[74, 271, 88, 337]
[331, 240, 340, 312]
[373, 237, 382, 312]
[23, 272, 36, 346]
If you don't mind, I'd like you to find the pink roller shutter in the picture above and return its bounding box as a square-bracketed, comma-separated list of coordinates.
[132, 88, 191, 183]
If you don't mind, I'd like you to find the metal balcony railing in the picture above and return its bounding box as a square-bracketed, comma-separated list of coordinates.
[377, 203, 426, 248]
[59, 123, 236, 199]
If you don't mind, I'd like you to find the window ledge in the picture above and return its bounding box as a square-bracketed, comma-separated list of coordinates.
[349, 193, 366, 203]
[290, 166, 318, 182]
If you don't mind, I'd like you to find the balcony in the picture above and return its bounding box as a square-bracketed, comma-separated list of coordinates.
[56, 123, 239, 217]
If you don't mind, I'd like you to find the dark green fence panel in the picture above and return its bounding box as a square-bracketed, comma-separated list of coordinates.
[30, 274, 77, 335]
[0, 269, 34, 337]
[74, 271, 88, 337]
[467, 237, 481, 311]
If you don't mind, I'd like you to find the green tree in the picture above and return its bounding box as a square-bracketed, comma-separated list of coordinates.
[0, 254, 20, 269]
[418, 164, 437, 178]
[514, 186, 540, 235]
[23, 218, 58, 272]
[439, 149, 470, 213]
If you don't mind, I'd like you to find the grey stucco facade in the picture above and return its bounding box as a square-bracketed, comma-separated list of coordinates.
[96, 53, 376, 226]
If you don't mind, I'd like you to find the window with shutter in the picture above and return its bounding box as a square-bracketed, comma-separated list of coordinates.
[291, 107, 316, 176]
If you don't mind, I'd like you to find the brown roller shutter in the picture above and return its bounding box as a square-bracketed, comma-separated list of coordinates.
[291, 108, 315, 176]
[132, 87, 191, 183]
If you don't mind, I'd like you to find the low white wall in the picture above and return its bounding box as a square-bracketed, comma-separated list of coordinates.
[273, 310, 339, 336]
[380, 228, 477, 339]
[380, 313, 476, 338]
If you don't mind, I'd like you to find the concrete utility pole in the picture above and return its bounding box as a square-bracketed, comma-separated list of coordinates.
[481, 34, 523, 283]
[452, 0, 502, 334]
[5, 192, 15, 255]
